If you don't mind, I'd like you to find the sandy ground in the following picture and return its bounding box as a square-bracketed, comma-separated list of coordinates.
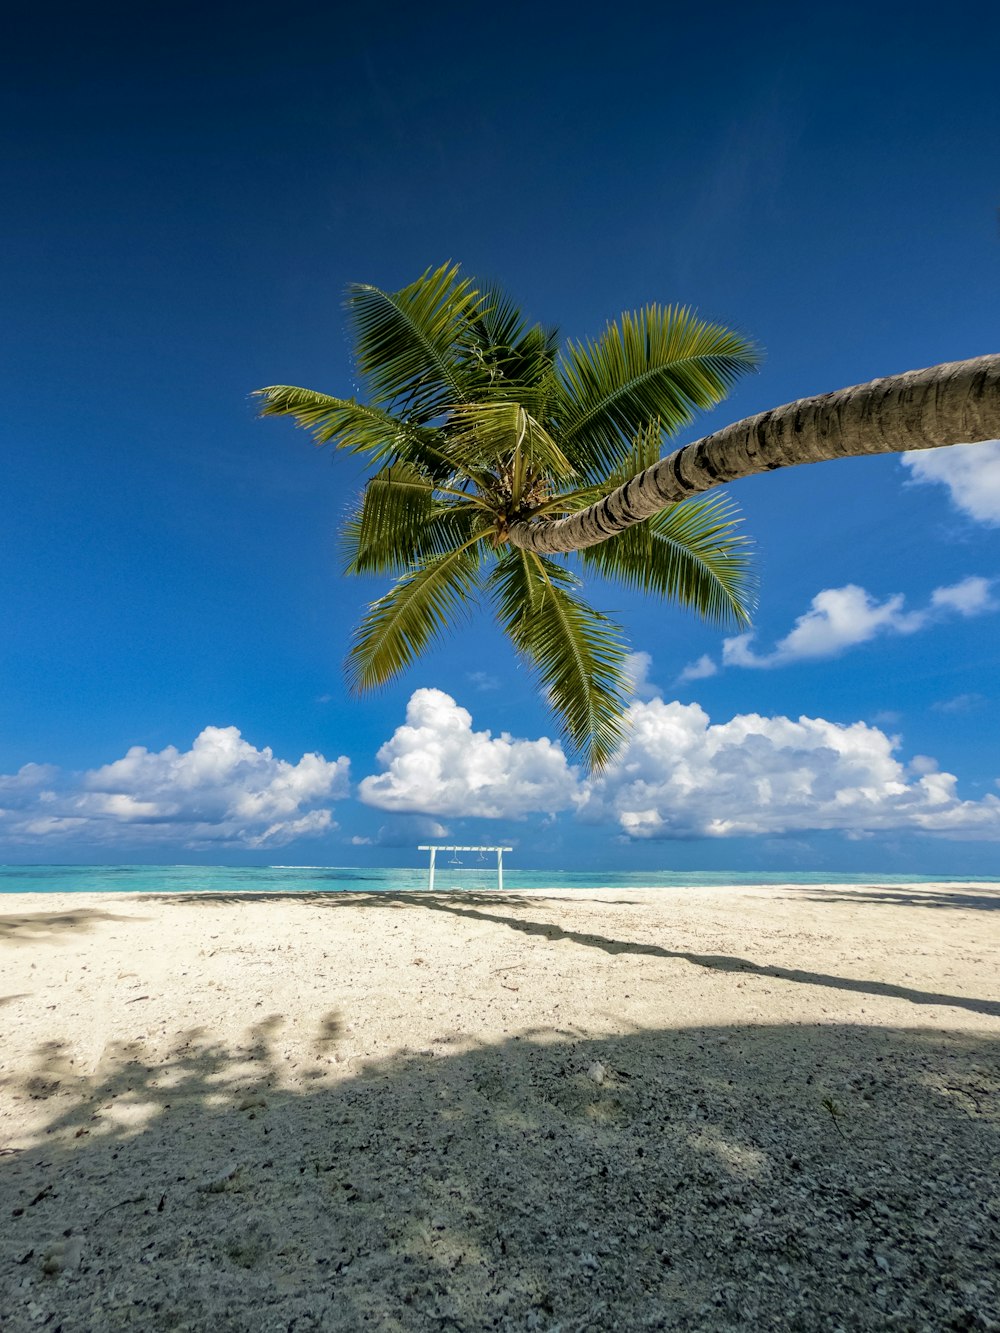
[1, 882, 998, 1331]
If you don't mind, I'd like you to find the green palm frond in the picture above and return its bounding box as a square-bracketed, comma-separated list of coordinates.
[346, 539, 485, 692]
[556, 305, 761, 478]
[464, 282, 533, 363]
[581, 494, 756, 628]
[412, 508, 494, 561]
[447, 401, 577, 489]
[343, 477, 486, 575]
[254, 385, 455, 478]
[464, 284, 560, 407]
[490, 550, 629, 770]
[608, 418, 665, 482]
[347, 262, 484, 421]
[341, 462, 435, 574]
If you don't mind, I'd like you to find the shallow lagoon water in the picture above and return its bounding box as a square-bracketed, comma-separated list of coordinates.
[2, 864, 997, 894]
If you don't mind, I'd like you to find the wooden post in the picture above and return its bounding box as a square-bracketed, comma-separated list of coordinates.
[497, 847, 503, 892]
[428, 846, 436, 891]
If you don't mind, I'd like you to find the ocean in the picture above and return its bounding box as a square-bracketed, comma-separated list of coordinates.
[1, 864, 997, 894]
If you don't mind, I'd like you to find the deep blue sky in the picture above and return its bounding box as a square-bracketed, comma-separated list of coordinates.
[3, 1, 999, 871]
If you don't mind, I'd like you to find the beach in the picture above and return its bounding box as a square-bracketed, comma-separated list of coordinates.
[1, 882, 998, 1330]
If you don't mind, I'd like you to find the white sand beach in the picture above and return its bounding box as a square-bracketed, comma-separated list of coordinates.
[1, 882, 998, 1330]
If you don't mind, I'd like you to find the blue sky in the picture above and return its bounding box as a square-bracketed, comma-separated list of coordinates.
[3, 1, 999, 872]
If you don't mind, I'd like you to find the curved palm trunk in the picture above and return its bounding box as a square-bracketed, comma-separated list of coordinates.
[508, 354, 1000, 556]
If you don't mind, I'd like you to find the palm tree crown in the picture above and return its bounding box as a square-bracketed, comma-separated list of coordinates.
[256, 263, 761, 770]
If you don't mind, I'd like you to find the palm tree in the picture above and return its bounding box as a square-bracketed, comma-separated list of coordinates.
[256, 263, 762, 770]
[258, 264, 999, 771]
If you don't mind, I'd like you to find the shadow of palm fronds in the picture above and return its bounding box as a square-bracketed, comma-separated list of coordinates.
[2, 1017, 997, 1331]
[0, 909, 141, 946]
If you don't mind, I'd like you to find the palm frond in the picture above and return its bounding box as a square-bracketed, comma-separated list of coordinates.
[463, 284, 560, 406]
[611, 418, 665, 480]
[343, 472, 486, 575]
[490, 550, 629, 771]
[347, 262, 484, 421]
[581, 494, 756, 628]
[556, 305, 761, 478]
[254, 384, 448, 469]
[447, 401, 577, 488]
[341, 462, 435, 574]
[346, 539, 485, 692]
[464, 282, 533, 360]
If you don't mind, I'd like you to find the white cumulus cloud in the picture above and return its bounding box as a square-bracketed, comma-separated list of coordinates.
[358, 683, 1000, 844]
[722, 578, 995, 669]
[0, 762, 59, 796]
[358, 688, 580, 818]
[0, 727, 350, 848]
[582, 698, 1000, 841]
[929, 575, 996, 617]
[901, 440, 1000, 526]
[677, 653, 719, 684]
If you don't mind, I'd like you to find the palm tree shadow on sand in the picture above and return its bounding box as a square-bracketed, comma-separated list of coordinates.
[147, 891, 1000, 1020]
[0, 908, 143, 945]
[2, 1016, 998, 1332]
[774, 886, 1000, 913]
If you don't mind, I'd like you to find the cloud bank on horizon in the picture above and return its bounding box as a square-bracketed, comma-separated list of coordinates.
[3, 681, 999, 851]
[362, 689, 1000, 843]
[0, 726, 350, 849]
[1, 666, 1000, 853]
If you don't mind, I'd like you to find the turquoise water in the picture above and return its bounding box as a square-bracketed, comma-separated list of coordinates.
[1, 864, 997, 894]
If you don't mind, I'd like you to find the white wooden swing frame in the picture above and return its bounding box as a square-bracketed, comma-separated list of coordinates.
[417, 845, 513, 891]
